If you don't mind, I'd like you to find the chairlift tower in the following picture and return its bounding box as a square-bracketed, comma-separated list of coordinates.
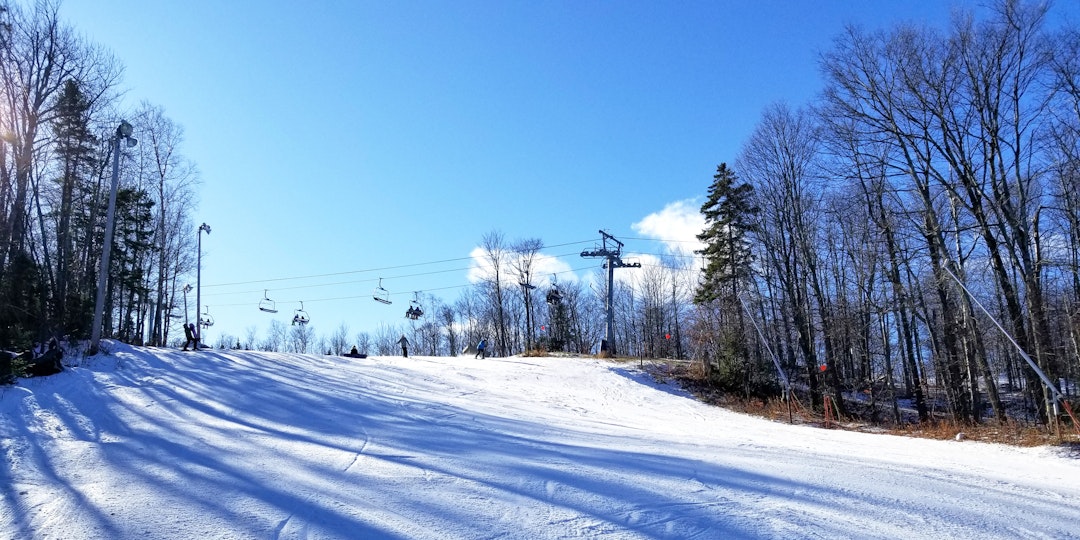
[581, 230, 640, 355]
[519, 272, 537, 350]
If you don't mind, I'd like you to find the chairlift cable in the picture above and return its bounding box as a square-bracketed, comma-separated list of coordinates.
[206, 249, 587, 292]
[204, 265, 597, 308]
[201, 241, 597, 289]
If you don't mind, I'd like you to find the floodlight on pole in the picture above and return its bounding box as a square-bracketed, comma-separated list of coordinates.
[182, 284, 193, 326]
[89, 121, 137, 356]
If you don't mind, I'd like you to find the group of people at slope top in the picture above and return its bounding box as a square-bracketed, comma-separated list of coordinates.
[392, 335, 488, 359]
[178, 327, 487, 358]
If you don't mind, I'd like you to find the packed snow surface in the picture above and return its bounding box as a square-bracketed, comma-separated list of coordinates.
[2, 343, 1079, 539]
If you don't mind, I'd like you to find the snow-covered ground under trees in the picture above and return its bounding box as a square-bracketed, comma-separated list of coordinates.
[2, 343, 1079, 539]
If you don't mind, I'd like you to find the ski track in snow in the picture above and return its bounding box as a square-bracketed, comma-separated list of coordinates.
[2, 342, 1079, 539]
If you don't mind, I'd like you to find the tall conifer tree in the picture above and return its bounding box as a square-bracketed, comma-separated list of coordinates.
[695, 163, 758, 305]
[52, 79, 98, 334]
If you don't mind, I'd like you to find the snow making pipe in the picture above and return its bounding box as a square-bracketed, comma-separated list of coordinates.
[941, 265, 1079, 436]
[739, 293, 804, 425]
[940, 265, 1062, 403]
[738, 295, 791, 393]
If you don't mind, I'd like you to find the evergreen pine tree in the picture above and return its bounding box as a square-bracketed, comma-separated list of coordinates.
[111, 188, 156, 342]
[51, 79, 98, 336]
[694, 163, 758, 305]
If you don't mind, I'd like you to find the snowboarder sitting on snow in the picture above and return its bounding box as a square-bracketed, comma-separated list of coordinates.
[475, 338, 487, 359]
[182, 323, 199, 351]
[26, 338, 63, 377]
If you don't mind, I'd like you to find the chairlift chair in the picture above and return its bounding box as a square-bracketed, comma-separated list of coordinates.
[545, 274, 562, 305]
[546, 284, 562, 305]
[406, 292, 423, 320]
[259, 289, 278, 313]
[199, 305, 215, 328]
[373, 278, 392, 305]
[292, 301, 310, 326]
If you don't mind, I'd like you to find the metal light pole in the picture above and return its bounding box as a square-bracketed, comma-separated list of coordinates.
[89, 121, 137, 355]
[182, 284, 192, 326]
[196, 223, 211, 342]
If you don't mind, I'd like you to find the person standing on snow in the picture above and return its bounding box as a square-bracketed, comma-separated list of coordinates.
[182, 323, 198, 351]
[475, 338, 487, 359]
[397, 335, 409, 358]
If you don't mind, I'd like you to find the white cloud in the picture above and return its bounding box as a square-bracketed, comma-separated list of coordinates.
[532, 253, 578, 286]
[612, 252, 662, 287]
[467, 247, 578, 286]
[466, 247, 492, 284]
[631, 199, 706, 255]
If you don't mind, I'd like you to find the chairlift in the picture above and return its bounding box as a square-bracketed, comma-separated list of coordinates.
[373, 278, 392, 305]
[519, 269, 537, 294]
[546, 286, 562, 304]
[292, 301, 310, 326]
[546, 275, 562, 305]
[259, 289, 278, 313]
[405, 292, 423, 320]
[199, 305, 215, 328]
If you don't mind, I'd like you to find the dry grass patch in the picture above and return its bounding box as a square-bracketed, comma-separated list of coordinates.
[885, 420, 1069, 447]
[639, 358, 1078, 449]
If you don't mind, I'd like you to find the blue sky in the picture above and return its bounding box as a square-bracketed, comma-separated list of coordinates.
[58, 1, 1077, 345]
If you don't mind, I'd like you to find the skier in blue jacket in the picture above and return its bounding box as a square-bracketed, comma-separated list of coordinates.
[475, 338, 487, 359]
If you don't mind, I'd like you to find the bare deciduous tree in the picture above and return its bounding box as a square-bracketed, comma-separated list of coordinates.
[330, 322, 350, 356]
[479, 230, 510, 356]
